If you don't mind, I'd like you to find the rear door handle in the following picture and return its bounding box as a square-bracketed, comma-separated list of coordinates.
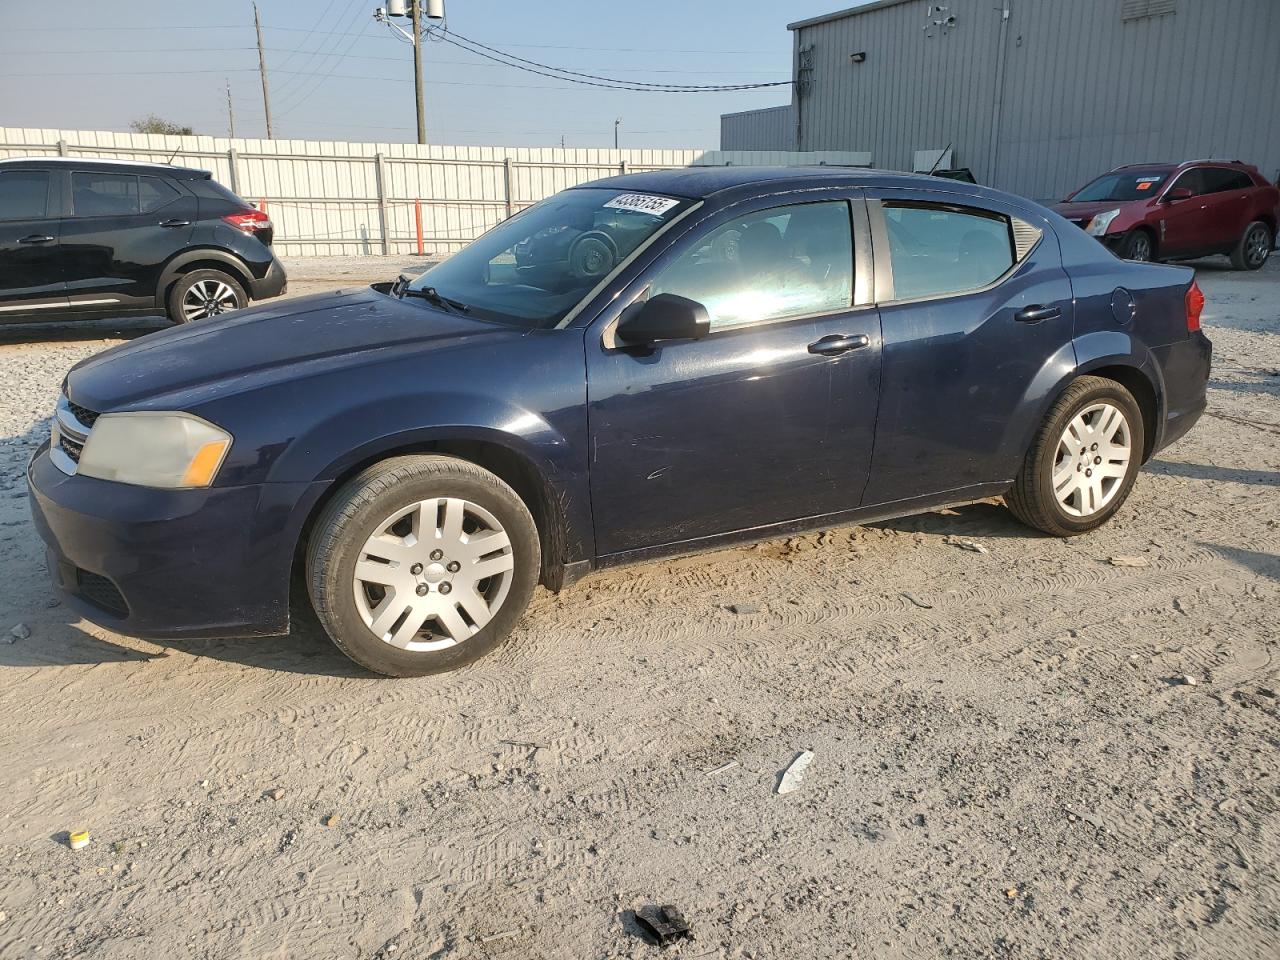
[160, 219, 192, 228]
[1014, 304, 1061, 324]
[808, 333, 870, 355]
[19, 234, 55, 244]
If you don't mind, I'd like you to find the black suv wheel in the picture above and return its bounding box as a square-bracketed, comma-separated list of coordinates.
[167, 269, 247, 323]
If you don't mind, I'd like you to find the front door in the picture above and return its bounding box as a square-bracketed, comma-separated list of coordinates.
[586, 192, 881, 557]
[1156, 168, 1215, 257]
[59, 170, 197, 312]
[0, 167, 67, 318]
[860, 188, 1075, 506]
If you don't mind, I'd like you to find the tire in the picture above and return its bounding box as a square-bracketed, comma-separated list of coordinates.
[1230, 220, 1272, 271]
[306, 455, 540, 677]
[1005, 376, 1146, 538]
[1119, 229, 1154, 263]
[568, 232, 616, 280]
[167, 268, 247, 324]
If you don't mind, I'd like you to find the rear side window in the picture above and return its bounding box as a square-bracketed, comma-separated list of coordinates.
[883, 203, 1015, 301]
[139, 176, 180, 212]
[72, 172, 140, 217]
[651, 200, 854, 330]
[0, 169, 51, 220]
[1202, 168, 1253, 193]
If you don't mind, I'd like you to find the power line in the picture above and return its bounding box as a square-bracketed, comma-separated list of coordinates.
[437, 30, 792, 93]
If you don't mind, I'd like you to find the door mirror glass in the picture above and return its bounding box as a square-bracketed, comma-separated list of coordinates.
[617, 293, 710, 345]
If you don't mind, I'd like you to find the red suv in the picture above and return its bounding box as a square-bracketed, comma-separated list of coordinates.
[1053, 160, 1278, 270]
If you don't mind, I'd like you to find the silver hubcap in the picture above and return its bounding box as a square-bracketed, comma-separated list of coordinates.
[183, 279, 239, 320]
[353, 498, 515, 652]
[1246, 226, 1270, 266]
[1053, 402, 1132, 518]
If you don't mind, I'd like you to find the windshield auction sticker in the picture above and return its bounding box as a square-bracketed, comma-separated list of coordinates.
[604, 193, 681, 215]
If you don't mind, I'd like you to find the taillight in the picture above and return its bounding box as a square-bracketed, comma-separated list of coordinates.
[222, 209, 271, 235]
[1185, 279, 1205, 332]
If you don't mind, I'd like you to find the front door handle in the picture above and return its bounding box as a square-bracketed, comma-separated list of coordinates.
[19, 234, 55, 244]
[160, 219, 192, 228]
[808, 333, 870, 356]
[1014, 304, 1062, 324]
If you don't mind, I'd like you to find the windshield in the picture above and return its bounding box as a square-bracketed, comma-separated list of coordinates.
[406, 187, 690, 328]
[1068, 170, 1171, 202]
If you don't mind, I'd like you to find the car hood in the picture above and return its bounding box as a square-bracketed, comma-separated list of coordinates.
[1051, 199, 1140, 222]
[65, 288, 524, 412]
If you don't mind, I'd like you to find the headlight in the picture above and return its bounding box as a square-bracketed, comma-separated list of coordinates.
[77, 412, 232, 489]
[1086, 209, 1122, 236]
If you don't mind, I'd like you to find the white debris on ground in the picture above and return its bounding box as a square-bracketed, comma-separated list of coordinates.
[0, 255, 1277, 958]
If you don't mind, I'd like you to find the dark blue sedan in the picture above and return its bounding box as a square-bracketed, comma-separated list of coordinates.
[27, 168, 1212, 676]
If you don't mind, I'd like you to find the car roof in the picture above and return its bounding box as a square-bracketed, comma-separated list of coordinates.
[576, 165, 1003, 202]
[0, 156, 211, 179]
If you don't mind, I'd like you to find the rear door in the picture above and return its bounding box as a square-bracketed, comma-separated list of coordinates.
[860, 188, 1074, 505]
[0, 167, 67, 317]
[59, 170, 197, 313]
[1200, 167, 1255, 249]
[585, 190, 882, 556]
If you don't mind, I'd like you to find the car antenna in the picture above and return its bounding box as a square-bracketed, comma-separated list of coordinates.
[165, 144, 182, 165]
[927, 142, 953, 175]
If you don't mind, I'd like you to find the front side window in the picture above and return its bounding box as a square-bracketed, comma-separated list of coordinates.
[409, 187, 691, 329]
[1167, 169, 1207, 198]
[883, 202, 1015, 301]
[650, 200, 854, 330]
[72, 172, 140, 217]
[0, 170, 50, 220]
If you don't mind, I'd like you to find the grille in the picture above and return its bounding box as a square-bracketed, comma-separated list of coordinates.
[58, 431, 85, 463]
[66, 399, 99, 429]
[76, 570, 129, 618]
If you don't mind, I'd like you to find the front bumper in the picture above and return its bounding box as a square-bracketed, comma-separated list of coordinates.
[27, 443, 320, 640]
[248, 256, 288, 302]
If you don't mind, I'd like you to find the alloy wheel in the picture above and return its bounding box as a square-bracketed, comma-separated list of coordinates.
[182, 278, 241, 321]
[352, 497, 515, 651]
[1052, 402, 1132, 517]
[1245, 225, 1271, 267]
[1129, 235, 1151, 261]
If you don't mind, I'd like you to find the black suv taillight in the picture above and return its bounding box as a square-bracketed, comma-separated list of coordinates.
[223, 209, 272, 235]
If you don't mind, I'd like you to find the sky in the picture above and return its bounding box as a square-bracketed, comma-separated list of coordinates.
[0, 1, 862, 149]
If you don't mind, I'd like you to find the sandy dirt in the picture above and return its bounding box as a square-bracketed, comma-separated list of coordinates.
[0, 254, 1277, 959]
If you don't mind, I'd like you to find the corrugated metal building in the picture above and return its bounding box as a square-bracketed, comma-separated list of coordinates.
[721, 0, 1280, 201]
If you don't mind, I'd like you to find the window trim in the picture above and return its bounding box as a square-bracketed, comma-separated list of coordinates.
[867, 196, 1042, 307]
[70, 170, 144, 219]
[0, 167, 55, 222]
[596, 190, 874, 349]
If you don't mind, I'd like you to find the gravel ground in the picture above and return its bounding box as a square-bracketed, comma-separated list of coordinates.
[0, 254, 1277, 959]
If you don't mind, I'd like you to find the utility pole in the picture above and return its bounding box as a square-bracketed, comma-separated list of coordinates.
[614, 118, 620, 149]
[253, 2, 274, 139]
[409, 1, 426, 144]
[225, 79, 236, 138]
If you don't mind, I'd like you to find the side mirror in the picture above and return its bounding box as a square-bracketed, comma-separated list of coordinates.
[617, 293, 710, 345]
[1165, 186, 1194, 202]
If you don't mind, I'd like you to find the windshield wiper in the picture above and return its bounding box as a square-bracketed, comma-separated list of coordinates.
[393, 276, 470, 315]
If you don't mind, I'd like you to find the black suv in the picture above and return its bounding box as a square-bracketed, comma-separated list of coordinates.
[0, 157, 285, 325]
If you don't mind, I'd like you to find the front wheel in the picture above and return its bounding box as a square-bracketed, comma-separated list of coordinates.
[1119, 230, 1154, 263]
[167, 269, 247, 323]
[1006, 376, 1145, 537]
[1231, 221, 1272, 271]
[306, 455, 540, 677]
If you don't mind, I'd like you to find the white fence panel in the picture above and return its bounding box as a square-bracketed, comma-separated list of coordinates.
[0, 128, 873, 256]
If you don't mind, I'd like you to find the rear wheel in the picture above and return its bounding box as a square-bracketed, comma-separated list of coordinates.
[1006, 376, 1145, 537]
[306, 455, 540, 677]
[1231, 221, 1272, 271]
[1119, 230, 1154, 262]
[167, 269, 247, 323]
